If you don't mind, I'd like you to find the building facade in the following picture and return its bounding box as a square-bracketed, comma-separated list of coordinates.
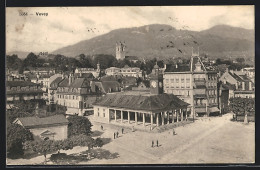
[74, 63, 101, 78]
[93, 65, 189, 127]
[164, 54, 219, 117]
[6, 81, 44, 109]
[13, 114, 69, 140]
[105, 65, 142, 77]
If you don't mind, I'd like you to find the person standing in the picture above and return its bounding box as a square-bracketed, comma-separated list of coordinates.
[156, 140, 159, 147]
[122, 128, 124, 134]
[113, 132, 116, 139]
[101, 125, 103, 131]
[152, 140, 154, 147]
[117, 131, 119, 138]
[132, 126, 134, 132]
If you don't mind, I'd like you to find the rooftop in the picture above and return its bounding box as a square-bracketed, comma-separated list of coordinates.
[6, 81, 39, 87]
[14, 114, 69, 128]
[93, 92, 189, 112]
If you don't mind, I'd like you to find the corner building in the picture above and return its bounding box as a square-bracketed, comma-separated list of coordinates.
[164, 53, 219, 117]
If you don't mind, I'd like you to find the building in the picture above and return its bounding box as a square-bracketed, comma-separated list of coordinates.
[74, 62, 101, 78]
[55, 73, 104, 116]
[219, 69, 255, 98]
[217, 82, 230, 115]
[93, 64, 189, 127]
[116, 41, 126, 60]
[105, 65, 142, 77]
[163, 52, 219, 117]
[6, 81, 44, 109]
[13, 114, 69, 140]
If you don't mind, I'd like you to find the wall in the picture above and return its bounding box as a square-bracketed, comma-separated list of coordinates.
[29, 124, 68, 140]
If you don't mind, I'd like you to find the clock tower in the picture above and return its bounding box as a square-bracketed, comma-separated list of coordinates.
[150, 62, 164, 95]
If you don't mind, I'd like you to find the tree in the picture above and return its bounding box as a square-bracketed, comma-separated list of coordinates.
[7, 124, 34, 158]
[229, 97, 255, 122]
[6, 54, 22, 70]
[69, 134, 95, 150]
[236, 57, 245, 63]
[23, 52, 38, 67]
[67, 115, 93, 137]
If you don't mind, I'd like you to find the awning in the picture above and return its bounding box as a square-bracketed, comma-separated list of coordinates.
[209, 107, 220, 113]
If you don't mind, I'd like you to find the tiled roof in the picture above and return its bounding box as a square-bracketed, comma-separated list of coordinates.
[49, 77, 63, 90]
[95, 81, 121, 93]
[100, 76, 118, 82]
[229, 72, 243, 82]
[93, 93, 189, 112]
[74, 73, 94, 78]
[6, 81, 39, 87]
[58, 78, 89, 88]
[15, 114, 69, 128]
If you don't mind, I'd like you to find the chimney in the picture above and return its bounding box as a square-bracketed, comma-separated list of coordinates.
[164, 64, 167, 70]
[249, 81, 252, 91]
[235, 82, 238, 89]
[80, 72, 82, 77]
[223, 79, 227, 84]
[176, 64, 178, 69]
[242, 82, 245, 90]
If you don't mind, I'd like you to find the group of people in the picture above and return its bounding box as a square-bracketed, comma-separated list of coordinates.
[113, 128, 125, 139]
[152, 140, 159, 147]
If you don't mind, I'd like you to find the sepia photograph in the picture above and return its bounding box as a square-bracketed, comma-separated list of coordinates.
[6, 5, 255, 165]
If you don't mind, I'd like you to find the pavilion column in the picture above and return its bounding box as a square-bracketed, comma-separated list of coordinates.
[143, 113, 145, 126]
[151, 113, 153, 126]
[167, 111, 170, 124]
[185, 109, 188, 121]
[171, 110, 174, 124]
[114, 110, 117, 122]
[121, 110, 123, 123]
[156, 113, 159, 126]
[176, 110, 179, 122]
[128, 111, 130, 124]
[181, 109, 183, 122]
[162, 112, 165, 125]
[135, 112, 138, 125]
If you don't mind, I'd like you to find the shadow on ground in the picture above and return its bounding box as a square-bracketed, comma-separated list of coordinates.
[47, 148, 119, 165]
[91, 130, 104, 137]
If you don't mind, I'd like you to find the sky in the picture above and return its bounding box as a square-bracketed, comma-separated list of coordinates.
[6, 6, 254, 53]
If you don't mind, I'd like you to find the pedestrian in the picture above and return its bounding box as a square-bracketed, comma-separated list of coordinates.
[101, 125, 103, 131]
[156, 140, 159, 147]
[117, 131, 119, 138]
[173, 129, 176, 135]
[152, 140, 154, 147]
[122, 128, 124, 134]
[113, 132, 115, 139]
[132, 126, 134, 132]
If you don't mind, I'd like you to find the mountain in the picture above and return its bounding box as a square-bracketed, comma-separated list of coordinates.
[6, 51, 31, 59]
[52, 24, 254, 60]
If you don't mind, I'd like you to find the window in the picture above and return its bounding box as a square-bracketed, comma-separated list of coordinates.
[176, 79, 179, 83]
[181, 78, 184, 83]
[170, 79, 174, 83]
[187, 91, 190, 96]
[166, 79, 169, 83]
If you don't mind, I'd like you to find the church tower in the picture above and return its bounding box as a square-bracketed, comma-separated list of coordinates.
[150, 62, 164, 95]
[116, 41, 126, 60]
